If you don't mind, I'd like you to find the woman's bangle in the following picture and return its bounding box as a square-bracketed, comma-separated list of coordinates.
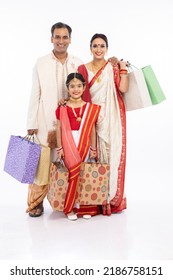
[120, 69, 128, 74]
[57, 146, 63, 151]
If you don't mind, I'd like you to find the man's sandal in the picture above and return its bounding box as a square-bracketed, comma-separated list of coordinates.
[29, 203, 44, 217]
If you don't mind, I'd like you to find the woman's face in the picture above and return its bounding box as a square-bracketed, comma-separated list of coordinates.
[90, 38, 108, 60]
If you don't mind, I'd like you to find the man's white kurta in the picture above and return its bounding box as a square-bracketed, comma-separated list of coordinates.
[27, 53, 83, 145]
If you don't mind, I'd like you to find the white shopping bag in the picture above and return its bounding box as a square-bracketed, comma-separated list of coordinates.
[123, 68, 152, 111]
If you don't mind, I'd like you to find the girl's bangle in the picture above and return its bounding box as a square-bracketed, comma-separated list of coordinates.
[90, 145, 97, 151]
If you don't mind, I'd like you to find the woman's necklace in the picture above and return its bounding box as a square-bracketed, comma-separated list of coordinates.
[91, 60, 106, 83]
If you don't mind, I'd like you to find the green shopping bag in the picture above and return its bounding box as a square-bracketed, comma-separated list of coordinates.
[142, 65, 166, 105]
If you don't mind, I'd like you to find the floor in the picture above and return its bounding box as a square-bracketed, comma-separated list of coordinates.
[0, 175, 173, 261]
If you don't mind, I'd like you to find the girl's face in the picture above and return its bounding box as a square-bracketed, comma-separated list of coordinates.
[68, 78, 86, 100]
[90, 38, 108, 59]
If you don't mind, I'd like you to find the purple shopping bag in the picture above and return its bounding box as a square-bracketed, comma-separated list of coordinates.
[4, 135, 41, 183]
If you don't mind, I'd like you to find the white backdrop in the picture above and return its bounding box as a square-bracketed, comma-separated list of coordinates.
[1, 1, 173, 277]
[0, 0, 173, 216]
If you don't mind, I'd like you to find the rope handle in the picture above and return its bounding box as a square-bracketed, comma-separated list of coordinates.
[127, 62, 139, 72]
[22, 134, 35, 142]
[22, 134, 41, 144]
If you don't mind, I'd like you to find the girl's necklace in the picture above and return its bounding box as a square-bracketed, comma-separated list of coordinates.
[71, 101, 83, 122]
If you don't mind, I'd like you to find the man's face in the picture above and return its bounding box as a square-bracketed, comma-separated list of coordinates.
[51, 27, 71, 54]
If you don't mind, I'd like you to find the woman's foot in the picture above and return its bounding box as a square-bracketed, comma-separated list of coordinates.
[28, 203, 44, 217]
[67, 212, 78, 221]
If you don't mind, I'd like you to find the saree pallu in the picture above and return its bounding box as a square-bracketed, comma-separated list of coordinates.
[59, 104, 101, 215]
[78, 63, 127, 214]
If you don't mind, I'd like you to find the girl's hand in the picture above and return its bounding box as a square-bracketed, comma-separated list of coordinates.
[89, 150, 97, 159]
[57, 148, 64, 159]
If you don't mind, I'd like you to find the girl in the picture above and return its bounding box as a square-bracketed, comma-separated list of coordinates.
[55, 73, 101, 220]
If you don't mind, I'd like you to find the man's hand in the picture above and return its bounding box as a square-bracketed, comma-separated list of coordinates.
[27, 129, 38, 135]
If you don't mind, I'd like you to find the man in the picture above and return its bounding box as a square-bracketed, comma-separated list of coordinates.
[26, 22, 83, 217]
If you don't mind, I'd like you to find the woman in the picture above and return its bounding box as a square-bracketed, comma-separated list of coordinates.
[55, 73, 100, 220]
[78, 33, 129, 215]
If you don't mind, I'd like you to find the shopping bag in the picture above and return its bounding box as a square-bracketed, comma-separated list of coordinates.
[142, 65, 166, 105]
[3, 135, 41, 183]
[34, 145, 51, 185]
[77, 162, 110, 205]
[47, 161, 69, 211]
[123, 68, 152, 111]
